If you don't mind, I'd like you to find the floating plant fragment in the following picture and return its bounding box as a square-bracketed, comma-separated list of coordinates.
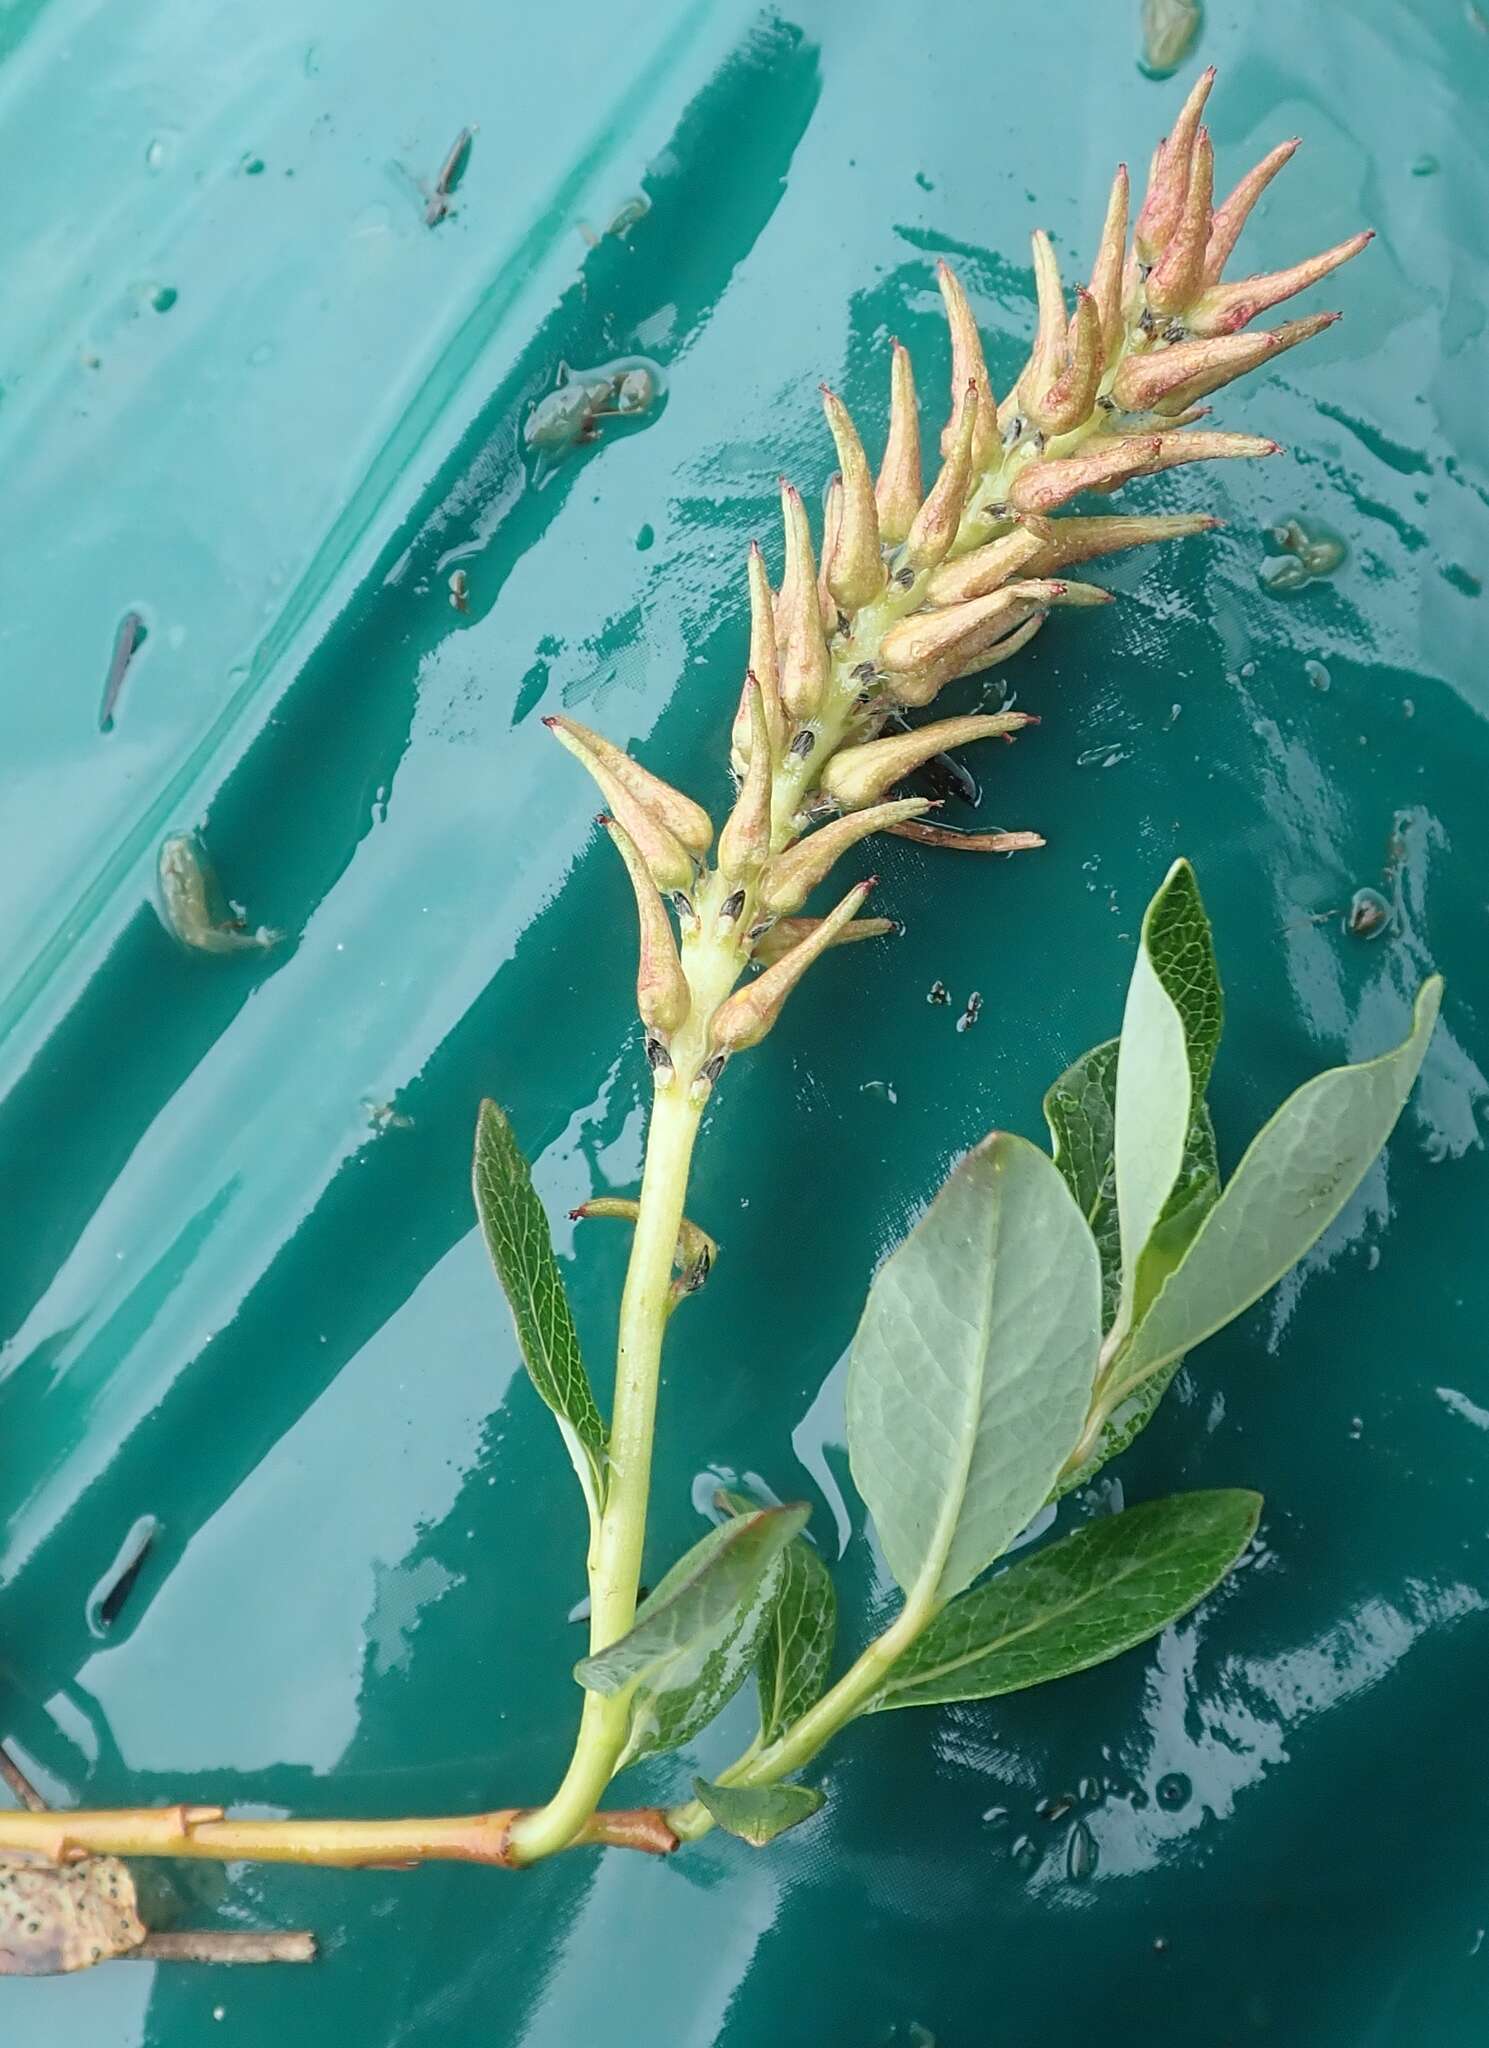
[156, 834, 281, 954]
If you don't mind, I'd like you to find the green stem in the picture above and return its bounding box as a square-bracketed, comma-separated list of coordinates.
[666, 1596, 933, 1842]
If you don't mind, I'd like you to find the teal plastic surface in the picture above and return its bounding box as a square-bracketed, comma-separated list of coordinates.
[3, 0, 1487, 2040]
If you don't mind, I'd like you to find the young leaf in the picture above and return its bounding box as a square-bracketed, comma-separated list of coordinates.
[719, 1491, 838, 1743]
[473, 1100, 607, 1527]
[1113, 859, 1223, 1335]
[1107, 978, 1442, 1411]
[846, 1133, 1102, 1609]
[691, 1777, 825, 1847]
[865, 1489, 1260, 1711]
[576, 1505, 808, 1697]
[614, 1550, 792, 1769]
[1046, 1040, 1218, 1492]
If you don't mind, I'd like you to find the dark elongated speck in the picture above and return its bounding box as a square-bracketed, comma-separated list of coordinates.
[99, 611, 146, 731]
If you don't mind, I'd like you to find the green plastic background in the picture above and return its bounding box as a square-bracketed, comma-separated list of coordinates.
[3, 0, 1487, 2040]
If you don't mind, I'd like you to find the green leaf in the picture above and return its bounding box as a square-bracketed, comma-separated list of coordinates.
[719, 1491, 837, 1744]
[1108, 978, 1442, 1411]
[846, 1133, 1102, 1607]
[1113, 859, 1223, 1335]
[866, 1489, 1260, 1711]
[1047, 1042, 1219, 1493]
[690, 1777, 825, 1847]
[576, 1505, 807, 1697]
[473, 1101, 608, 1527]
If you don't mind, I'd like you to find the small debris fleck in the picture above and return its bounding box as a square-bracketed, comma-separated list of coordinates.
[956, 991, 983, 1033]
[448, 568, 469, 613]
[927, 979, 950, 1006]
[99, 610, 148, 731]
[1346, 886, 1391, 940]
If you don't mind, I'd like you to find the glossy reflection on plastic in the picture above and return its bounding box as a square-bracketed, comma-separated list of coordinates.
[2, 1, 1488, 2043]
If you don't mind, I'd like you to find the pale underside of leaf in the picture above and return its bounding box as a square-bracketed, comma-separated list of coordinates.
[846, 1133, 1102, 1607]
[1108, 978, 1443, 1408]
[866, 1489, 1261, 1711]
[473, 1100, 607, 1529]
[1046, 1037, 1218, 1493]
[691, 1777, 825, 1846]
[1113, 859, 1223, 1336]
[615, 1551, 789, 1769]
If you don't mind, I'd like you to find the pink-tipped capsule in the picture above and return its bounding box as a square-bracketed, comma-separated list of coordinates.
[1134, 66, 1216, 263]
[936, 262, 999, 472]
[1087, 163, 1130, 366]
[876, 341, 923, 544]
[776, 481, 832, 721]
[760, 800, 930, 915]
[924, 521, 1055, 605]
[1186, 231, 1373, 336]
[822, 388, 886, 612]
[821, 712, 1034, 810]
[1205, 138, 1301, 283]
[718, 676, 774, 884]
[751, 913, 896, 968]
[545, 718, 701, 893]
[1145, 128, 1214, 317]
[709, 879, 878, 1054]
[1029, 288, 1104, 436]
[905, 383, 979, 571]
[601, 814, 692, 1039]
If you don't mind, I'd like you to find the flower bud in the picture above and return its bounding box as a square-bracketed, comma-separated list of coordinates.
[718, 677, 773, 883]
[1205, 138, 1300, 283]
[905, 384, 977, 571]
[1087, 163, 1130, 366]
[1145, 128, 1214, 317]
[546, 718, 702, 891]
[760, 800, 930, 915]
[924, 520, 1054, 605]
[751, 913, 895, 967]
[875, 341, 923, 544]
[821, 712, 1033, 810]
[710, 880, 877, 1054]
[730, 541, 787, 775]
[601, 815, 692, 1037]
[936, 263, 998, 472]
[822, 389, 887, 611]
[1134, 66, 1215, 262]
[1020, 232, 1069, 424]
[1185, 231, 1372, 336]
[776, 482, 831, 721]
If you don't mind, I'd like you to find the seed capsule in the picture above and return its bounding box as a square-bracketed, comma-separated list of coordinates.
[1134, 66, 1215, 263]
[1186, 231, 1372, 336]
[718, 676, 773, 883]
[545, 718, 701, 891]
[936, 263, 998, 472]
[776, 482, 831, 721]
[760, 799, 930, 915]
[822, 389, 887, 611]
[1145, 127, 1214, 317]
[822, 712, 1033, 810]
[905, 384, 978, 571]
[875, 342, 923, 544]
[751, 913, 895, 967]
[924, 521, 1054, 605]
[544, 715, 713, 853]
[601, 815, 691, 1038]
[710, 880, 877, 1053]
[1087, 163, 1130, 365]
[1205, 138, 1301, 283]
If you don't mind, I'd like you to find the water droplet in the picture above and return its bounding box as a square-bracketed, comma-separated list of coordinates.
[144, 136, 172, 172]
[248, 341, 275, 367]
[303, 41, 321, 74]
[914, 170, 934, 192]
[146, 283, 178, 314]
[981, 1805, 1010, 1829]
[240, 152, 266, 176]
[1346, 886, 1391, 939]
[1166, 702, 1182, 727]
[1010, 1833, 1039, 1870]
[1348, 1415, 1364, 1440]
[1066, 1819, 1098, 1880]
[1078, 1775, 1101, 1803]
[956, 992, 983, 1033]
[860, 1079, 898, 1104]
[635, 524, 655, 551]
[1305, 659, 1331, 691]
[1037, 1795, 1074, 1823]
[1156, 1772, 1191, 1810]
[1240, 661, 1257, 679]
[1076, 743, 1130, 769]
[1411, 153, 1439, 177]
